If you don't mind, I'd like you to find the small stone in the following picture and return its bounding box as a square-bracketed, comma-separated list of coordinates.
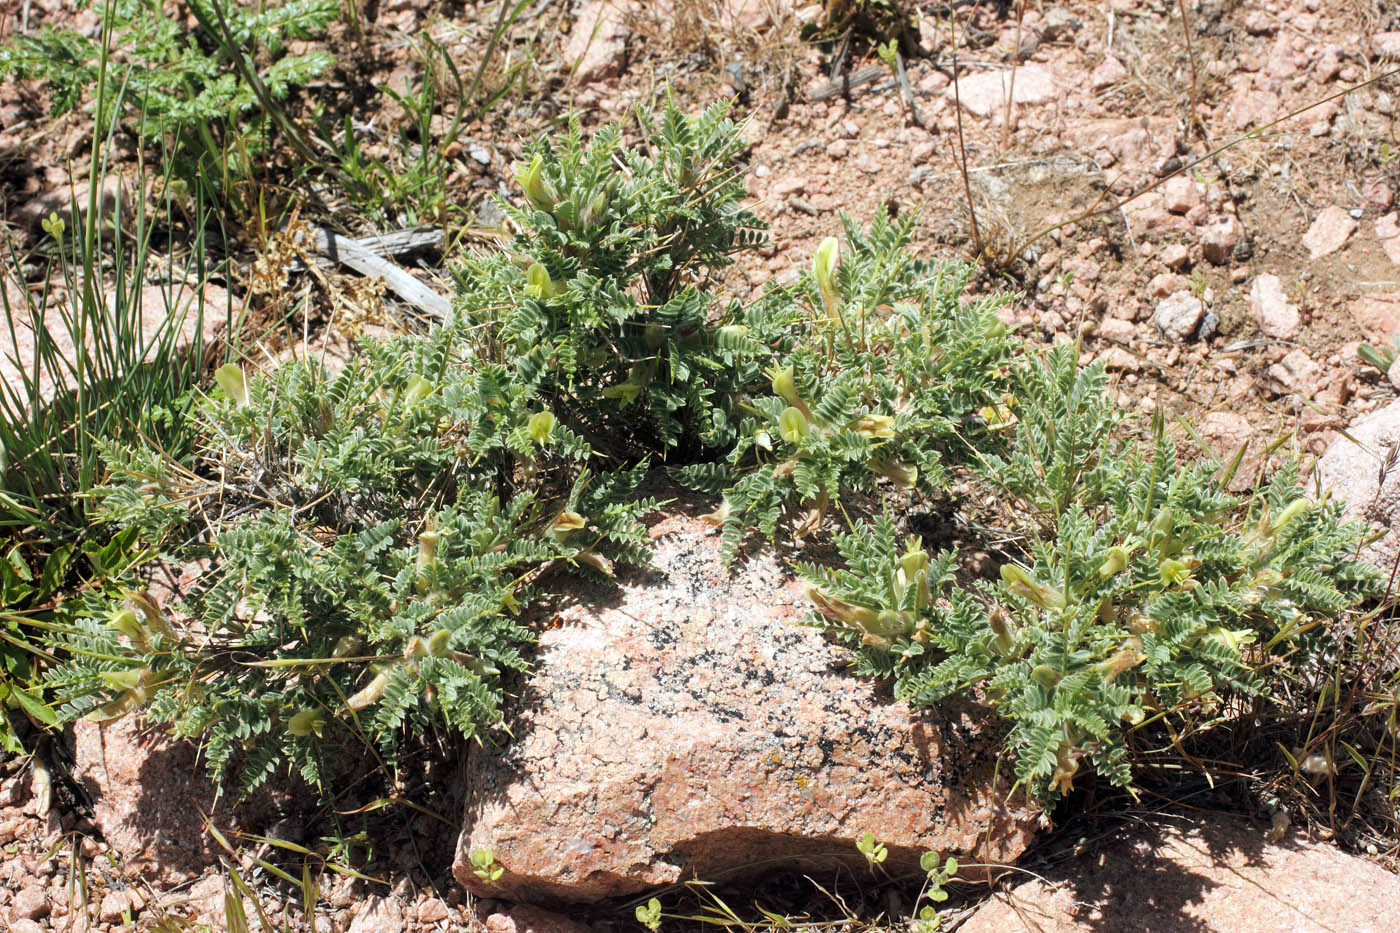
[1152, 291, 1206, 342]
[1249, 273, 1300, 339]
[825, 139, 849, 159]
[1039, 7, 1080, 41]
[1375, 212, 1400, 265]
[1375, 32, 1400, 61]
[1096, 318, 1136, 343]
[1090, 56, 1127, 90]
[416, 897, 450, 923]
[1162, 176, 1203, 214]
[1302, 205, 1357, 259]
[1147, 273, 1189, 298]
[1351, 293, 1400, 339]
[771, 176, 806, 198]
[1160, 243, 1191, 271]
[9, 921, 44, 933]
[1098, 346, 1141, 371]
[1388, 357, 1400, 392]
[10, 885, 49, 921]
[485, 906, 590, 933]
[1364, 178, 1395, 210]
[1268, 349, 1322, 396]
[99, 889, 134, 924]
[564, 0, 630, 83]
[1243, 10, 1275, 34]
[468, 146, 491, 166]
[348, 895, 403, 933]
[947, 65, 1059, 118]
[1201, 215, 1245, 265]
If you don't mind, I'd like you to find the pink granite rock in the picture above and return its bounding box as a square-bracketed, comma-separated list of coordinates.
[960, 817, 1400, 932]
[1248, 273, 1299, 339]
[348, 895, 404, 933]
[564, 0, 631, 83]
[947, 66, 1059, 118]
[1151, 291, 1205, 342]
[1350, 293, 1400, 339]
[453, 513, 1037, 904]
[1089, 56, 1127, 90]
[485, 905, 590, 933]
[1301, 205, 1357, 259]
[72, 718, 245, 885]
[1375, 212, 1400, 266]
[1201, 214, 1245, 265]
[1267, 348, 1321, 396]
[0, 275, 231, 407]
[1316, 399, 1400, 572]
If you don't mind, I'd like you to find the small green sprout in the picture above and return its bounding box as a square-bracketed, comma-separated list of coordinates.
[635, 897, 663, 930]
[856, 831, 888, 868]
[469, 847, 504, 883]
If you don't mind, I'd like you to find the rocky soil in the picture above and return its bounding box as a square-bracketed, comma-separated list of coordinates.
[3, 0, 1400, 929]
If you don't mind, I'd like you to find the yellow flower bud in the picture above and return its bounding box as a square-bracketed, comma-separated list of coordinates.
[108, 608, 147, 649]
[100, 668, 145, 692]
[813, 236, 840, 310]
[527, 410, 556, 444]
[852, 414, 897, 438]
[332, 635, 361, 658]
[549, 511, 587, 537]
[403, 375, 434, 405]
[416, 530, 440, 573]
[287, 708, 326, 737]
[871, 459, 918, 488]
[524, 262, 565, 299]
[1098, 545, 1130, 579]
[807, 586, 854, 623]
[514, 153, 555, 211]
[345, 670, 391, 711]
[1093, 648, 1146, 683]
[987, 606, 1014, 655]
[1158, 558, 1192, 587]
[1000, 564, 1066, 610]
[1270, 499, 1309, 536]
[779, 406, 810, 445]
[574, 548, 616, 577]
[214, 363, 249, 408]
[770, 364, 801, 408]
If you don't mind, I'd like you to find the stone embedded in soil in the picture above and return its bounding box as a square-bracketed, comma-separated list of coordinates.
[1198, 411, 1258, 489]
[1200, 215, 1245, 265]
[1089, 55, 1127, 90]
[1160, 243, 1190, 271]
[453, 512, 1037, 905]
[72, 717, 247, 886]
[1375, 212, 1400, 266]
[1248, 273, 1299, 339]
[564, 0, 630, 83]
[1349, 293, 1400, 339]
[1317, 398, 1400, 571]
[0, 275, 231, 409]
[959, 817, 1400, 933]
[1267, 348, 1321, 396]
[1302, 205, 1358, 259]
[1375, 32, 1400, 61]
[946, 65, 1058, 118]
[348, 895, 404, 933]
[485, 905, 590, 933]
[1152, 291, 1206, 342]
[10, 885, 48, 922]
[1162, 177, 1203, 215]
